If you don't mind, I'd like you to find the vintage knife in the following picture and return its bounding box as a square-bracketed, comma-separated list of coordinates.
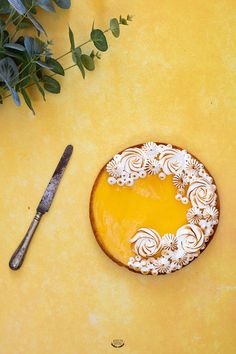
[9, 144, 73, 270]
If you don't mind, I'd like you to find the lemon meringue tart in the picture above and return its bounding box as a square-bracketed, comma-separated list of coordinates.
[89, 142, 220, 275]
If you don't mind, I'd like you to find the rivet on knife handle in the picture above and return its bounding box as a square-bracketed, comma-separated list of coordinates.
[9, 212, 43, 270]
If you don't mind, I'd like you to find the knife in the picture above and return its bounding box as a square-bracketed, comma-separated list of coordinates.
[9, 144, 73, 270]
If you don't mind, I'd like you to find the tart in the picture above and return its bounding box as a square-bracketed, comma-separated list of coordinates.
[90, 142, 220, 275]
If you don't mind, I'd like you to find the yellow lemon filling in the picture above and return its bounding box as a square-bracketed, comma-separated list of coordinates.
[90, 172, 190, 265]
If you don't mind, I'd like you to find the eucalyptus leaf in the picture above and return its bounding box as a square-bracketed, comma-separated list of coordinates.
[3, 49, 25, 61]
[72, 47, 85, 79]
[0, 18, 5, 26]
[110, 18, 120, 38]
[53, 0, 71, 9]
[27, 13, 46, 35]
[46, 57, 64, 75]
[35, 0, 55, 12]
[0, 57, 19, 86]
[72, 47, 82, 56]
[21, 87, 35, 114]
[68, 26, 75, 50]
[33, 38, 44, 55]
[36, 60, 52, 69]
[17, 19, 32, 29]
[81, 54, 95, 71]
[0, 0, 11, 14]
[43, 75, 60, 93]
[90, 49, 95, 59]
[24, 36, 34, 56]
[7, 0, 26, 15]
[72, 46, 81, 61]
[120, 18, 128, 25]
[2, 30, 9, 43]
[4, 43, 26, 51]
[24, 37, 44, 56]
[36, 67, 43, 79]
[32, 74, 46, 101]
[31, 7, 37, 15]
[90, 29, 108, 52]
[9, 86, 20, 106]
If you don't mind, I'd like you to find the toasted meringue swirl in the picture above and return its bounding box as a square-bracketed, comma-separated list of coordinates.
[119, 148, 147, 174]
[187, 177, 216, 208]
[159, 148, 186, 175]
[130, 228, 161, 258]
[176, 224, 205, 254]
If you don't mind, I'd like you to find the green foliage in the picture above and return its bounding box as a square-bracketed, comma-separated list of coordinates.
[90, 28, 108, 52]
[0, 57, 20, 105]
[119, 14, 133, 26]
[32, 74, 46, 100]
[21, 86, 35, 114]
[0, 57, 19, 85]
[43, 75, 60, 93]
[81, 54, 95, 71]
[0, 4, 132, 113]
[68, 26, 75, 50]
[110, 18, 120, 38]
[53, 0, 70, 9]
[46, 57, 64, 76]
[73, 48, 85, 79]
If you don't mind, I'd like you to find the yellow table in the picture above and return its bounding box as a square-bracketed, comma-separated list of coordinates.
[0, 1, 236, 353]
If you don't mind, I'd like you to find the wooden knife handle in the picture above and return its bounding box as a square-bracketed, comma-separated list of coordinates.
[9, 211, 43, 270]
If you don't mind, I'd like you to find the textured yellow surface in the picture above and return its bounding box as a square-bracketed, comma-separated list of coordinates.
[0, 1, 236, 353]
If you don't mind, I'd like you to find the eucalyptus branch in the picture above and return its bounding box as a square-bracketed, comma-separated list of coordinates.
[1, 34, 96, 94]
[0, 3, 133, 114]
[2, 26, 114, 98]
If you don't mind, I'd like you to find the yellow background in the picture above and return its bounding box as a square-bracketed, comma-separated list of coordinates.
[0, 1, 236, 353]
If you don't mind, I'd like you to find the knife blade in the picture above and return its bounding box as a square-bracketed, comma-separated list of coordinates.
[37, 144, 73, 213]
[9, 144, 73, 270]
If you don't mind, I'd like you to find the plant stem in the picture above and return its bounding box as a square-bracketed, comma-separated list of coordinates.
[56, 38, 92, 61]
[56, 50, 71, 61]
[10, 5, 34, 42]
[5, 9, 15, 26]
[2, 4, 35, 46]
[17, 59, 35, 77]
